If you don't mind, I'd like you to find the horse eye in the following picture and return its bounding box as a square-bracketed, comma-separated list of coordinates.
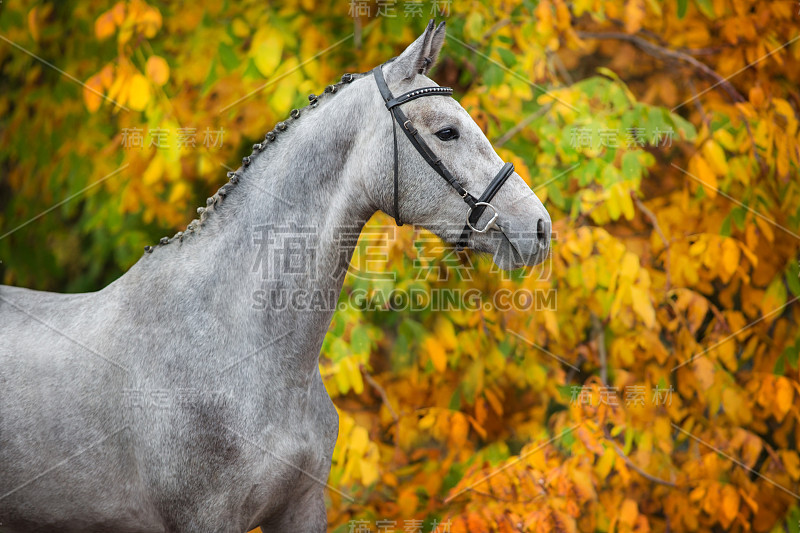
[435, 127, 459, 141]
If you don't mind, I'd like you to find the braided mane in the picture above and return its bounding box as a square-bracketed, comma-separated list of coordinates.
[143, 71, 368, 254]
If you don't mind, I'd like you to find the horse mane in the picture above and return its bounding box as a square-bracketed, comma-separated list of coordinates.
[142, 70, 370, 254]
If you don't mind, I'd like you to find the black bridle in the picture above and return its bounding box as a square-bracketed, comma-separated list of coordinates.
[372, 65, 516, 249]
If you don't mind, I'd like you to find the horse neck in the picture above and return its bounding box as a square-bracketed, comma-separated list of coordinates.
[120, 77, 382, 361]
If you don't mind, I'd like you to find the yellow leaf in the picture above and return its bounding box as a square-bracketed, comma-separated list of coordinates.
[142, 156, 164, 185]
[716, 339, 738, 372]
[780, 450, 800, 481]
[761, 277, 787, 320]
[722, 388, 742, 422]
[344, 357, 364, 395]
[624, 0, 646, 33]
[713, 128, 738, 152]
[595, 446, 616, 478]
[543, 310, 560, 339]
[464, 11, 485, 42]
[146, 56, 170, 86]
[127, 74, 151, 111]
[620, 252, 639, 281]
[773, 98, 797, 123]
[251, 28, 283, 77]
[138, 7, 162, 39]
[107, 65, 129, 105]
[270, 83, 294, 116]
[169, 182, 190, 204]
[720, 484, 740, 528]
[434, 316, 458, 350]
[631, 286, 655, 328]
[419, 412, 436, 430]
[83, 74, 104, 113]
[619, 498, 639, 527]
[359, 458, 379, 485]
[689, 153, 717, 199]
[231, 18, 250, 38]
[754, 214, 775, 242]
[719, 238, 741, 283]
[571, 467, 597, 500]
[484, 389, 504, 416]
[349, 425, 368, 454]
[606, 183, 622, 220]
[425, 338, 447, 373]
[333, 363, 350, 395]
[774, 377, 794, 421]
[702, 140, 729, 176]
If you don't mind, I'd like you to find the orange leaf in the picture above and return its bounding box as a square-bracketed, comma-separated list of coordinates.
[28, 7, 41, 42]
[689, 153, 718, 199]
[425, 337, 447, 373]
[624, 0, 646, 33]
[146, 56, 170, 86]
[82, 74, 104, 113]
[450, 412, 469, 447]
[95, 11, 116, 40]
[773, 377, 794, 421]
[720, 484, 740, 528]
[619, 499, 639, 527]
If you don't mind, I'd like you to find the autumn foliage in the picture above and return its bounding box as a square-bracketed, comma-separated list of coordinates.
[1, 0, 800, 532]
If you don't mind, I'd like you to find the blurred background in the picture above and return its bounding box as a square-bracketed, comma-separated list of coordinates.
[1, 1, 799, 531]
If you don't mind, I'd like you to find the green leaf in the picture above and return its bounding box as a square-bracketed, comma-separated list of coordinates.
[351, 325, 371, 357]
[785, 344, 799, 370]
[677, 0, 688, 19]
[622, 150, 643, 180]
[694, 0, 715, 18]
[217, 42, 239, 71]
[449, 384, 463, 410]
[787, 260, 800, 298]
[720, 214, 732, 237]
[497, 47, 516, 67]
[774, 352, 786, 376]
[732, 206, 746, 230]
[483, 62, 504, 87]
[201, 58, 218, 95]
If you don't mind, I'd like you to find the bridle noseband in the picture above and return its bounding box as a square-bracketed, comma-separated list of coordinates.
[372, 65, 516, 249]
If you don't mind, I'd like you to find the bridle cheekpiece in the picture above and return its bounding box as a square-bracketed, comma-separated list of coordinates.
[372, 64, 515, 249]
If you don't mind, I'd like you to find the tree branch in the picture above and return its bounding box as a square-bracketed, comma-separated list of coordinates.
[592, 314, 608, 385]
[576, 31, 746, 104]
[494, 104, 552, 147]
[603, 427, 678, 487]
[632, 194, 672, 292]
[360, 367, 399, 422]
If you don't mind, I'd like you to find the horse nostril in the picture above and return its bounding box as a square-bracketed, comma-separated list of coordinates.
[536, 218, 545, 243]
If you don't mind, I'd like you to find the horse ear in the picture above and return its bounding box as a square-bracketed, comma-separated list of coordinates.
[385, 20, 446, 82]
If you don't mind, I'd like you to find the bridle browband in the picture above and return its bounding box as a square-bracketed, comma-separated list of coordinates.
[372, 65, 516, 249]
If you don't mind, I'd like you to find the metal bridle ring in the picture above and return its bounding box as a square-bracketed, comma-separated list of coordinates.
[466, 202, 500, 234]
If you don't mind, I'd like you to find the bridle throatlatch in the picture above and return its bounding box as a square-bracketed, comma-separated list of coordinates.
[372, 64, 516, 250]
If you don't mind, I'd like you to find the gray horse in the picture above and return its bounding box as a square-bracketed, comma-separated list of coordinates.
[0, 22, 550, 533]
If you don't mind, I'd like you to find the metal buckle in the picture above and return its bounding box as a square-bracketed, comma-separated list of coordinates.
[466, 202, 499, 233]
[403, 120, 416, 134]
